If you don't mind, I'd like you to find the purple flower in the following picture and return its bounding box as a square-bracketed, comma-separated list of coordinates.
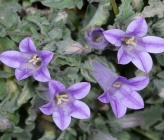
[103, 17, 164, 73]
[0, 37, 54, 82]
[85, 28, 108, 50]
[39, 80, 91, 130]
[90, 61, 149, 118]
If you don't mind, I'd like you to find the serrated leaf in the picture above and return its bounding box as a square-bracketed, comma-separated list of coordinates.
[83, 2, 110, 30]
[142, 0, 164, 18]
[27, 15, 50, 35]
[115, 0, 135, 25]
[17, 81, 35, 107]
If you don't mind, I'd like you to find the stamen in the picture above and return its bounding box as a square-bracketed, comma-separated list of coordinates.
[126, 36, 137, 46]
[96, 37, 102, 42]
[56, 94, 69, 105]
[28, 54, 41, 66]
[113, 82, 121, 88]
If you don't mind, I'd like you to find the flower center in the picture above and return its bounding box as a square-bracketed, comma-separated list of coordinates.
[28, 54, 42, 66]
[95, 37, 102, 42]
[121, 36, 137, 47]
[112, 82, 121, 88]
[56, 93, 69, 105]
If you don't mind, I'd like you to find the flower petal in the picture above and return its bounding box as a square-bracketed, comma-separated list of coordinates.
[103, 29, 125, 47]
[120, 86, 144, 109]
[19, 37, 36, 53]
[128, 76, 149, 91]
[117, 47, 132, 64]
[39, 102, 54, 115]
[90, 61, 118, 91]
[33, 66, 51, 82]
[98, 91, 110, 103]
[0, 51, 28, 68]
[141, 36, 164, 53]
[67, 82, 90, 99]
[15, 69, 33, 80]
[52, 109, 71, 130]
[131, 51, 153, 73]
[48, 80, 66, 97]
[70, 100, 90, 119]
[38, 50, 54, 66]
[126, 18, 148, 37]
[109, 98, 127, 118]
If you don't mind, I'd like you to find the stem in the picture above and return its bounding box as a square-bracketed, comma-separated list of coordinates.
[133, 128, 159, 140]
[7, 31, 32, 36]
[110, 0, 119, 15]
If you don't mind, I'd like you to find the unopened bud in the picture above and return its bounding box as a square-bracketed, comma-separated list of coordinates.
[55, 11, 68, 22]
[114, 114, 144, 129]
[64, 42, 84, 54]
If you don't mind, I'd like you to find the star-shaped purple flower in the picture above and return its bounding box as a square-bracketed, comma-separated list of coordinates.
[103, 17, 164, 73]
[85, 28, 108, 50]
[90, 61, 149, 118]
[0, 37, 54, 82]
[39, 80, 91, 130]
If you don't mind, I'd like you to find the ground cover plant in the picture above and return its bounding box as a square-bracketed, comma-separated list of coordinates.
[0, 0, 164, 140]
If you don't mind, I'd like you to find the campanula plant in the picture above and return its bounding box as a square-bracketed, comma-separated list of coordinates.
[103, 18, 164, 73]
[0, 37, 54, 82]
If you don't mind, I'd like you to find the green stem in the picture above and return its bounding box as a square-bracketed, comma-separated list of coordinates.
[133, 128, 159, 140]
[110, 0, 119, 15]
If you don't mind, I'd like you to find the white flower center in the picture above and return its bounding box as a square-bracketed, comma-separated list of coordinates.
[112, 82, 121, 88]
[56, 94, 69, 105]
[126, 36, 137, 46]
[28, 54, 42, 66]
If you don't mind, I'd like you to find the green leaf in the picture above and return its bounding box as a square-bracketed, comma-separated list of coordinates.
[75, 0, 83, 9]
[17, 81, 35, 107]
[154, 121, 164, 130]
[156, 54, 164, 66]
[83, 2, 110, 30]
[0, 70, 14, 78]
[142, 0, 164, 18]
[0, 79, 6, 100]
[41, 0, 76, 9]
[0, 37, 17, 51]
[157, 71, 164, 79]
[0, 133, 12, 140]
[134, 106, 164, 130]
[27, 15, 50, 35]
[152, 19, 164, 37]
[115, 0, 135, 25]
[39, 131, 56, 140]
